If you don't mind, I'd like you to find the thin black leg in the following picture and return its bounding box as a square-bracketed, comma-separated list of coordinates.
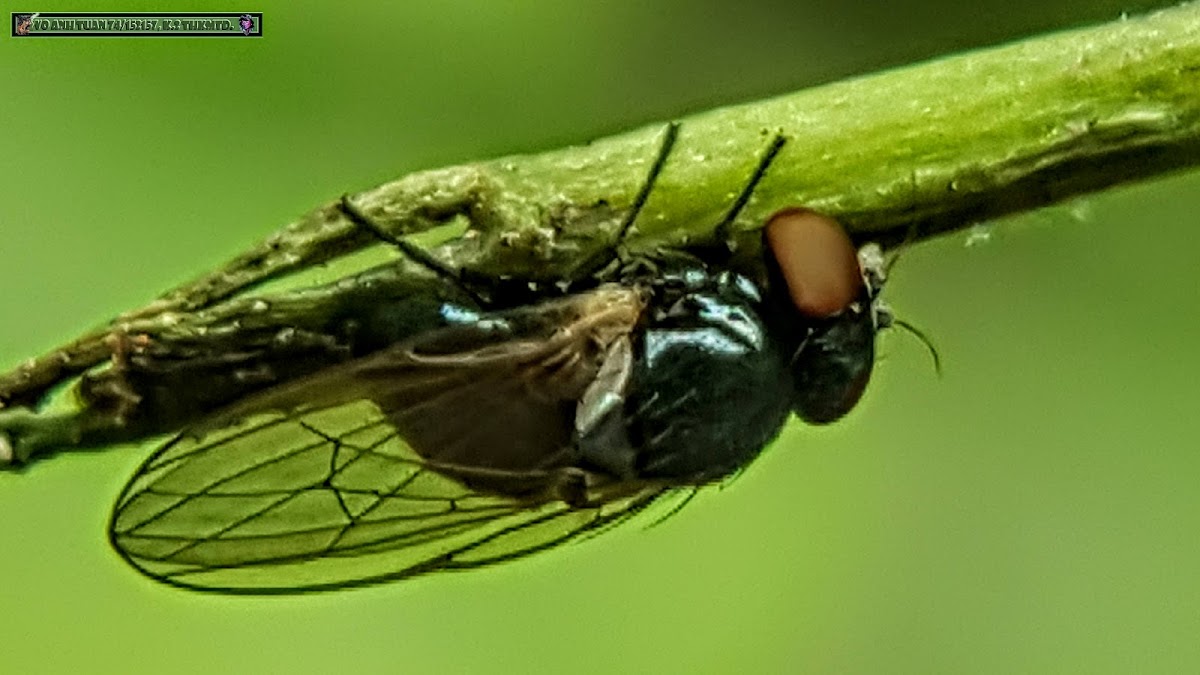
[339, 194, 489, 306]
[712, 134, 787, 243]
[614, 121, 681, 243]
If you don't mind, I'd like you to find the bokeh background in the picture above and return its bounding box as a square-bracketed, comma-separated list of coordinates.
[2, 1, 1198, 673]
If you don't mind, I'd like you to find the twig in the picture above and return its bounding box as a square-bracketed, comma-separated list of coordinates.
[1, 4, 1198, 459]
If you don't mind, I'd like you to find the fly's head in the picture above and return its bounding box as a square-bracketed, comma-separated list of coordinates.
[763, 209, 899, 425]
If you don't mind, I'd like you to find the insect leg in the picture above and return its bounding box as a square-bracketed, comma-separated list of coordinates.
[573, 122, 680, 278]
[643, 486, 700, 529]
[711, 134, 788, 245]
[339, 194, 490, 307]
[613, 121, 681, 243]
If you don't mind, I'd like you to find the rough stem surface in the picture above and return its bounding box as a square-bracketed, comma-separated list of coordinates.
[2, 4, 1199, 447]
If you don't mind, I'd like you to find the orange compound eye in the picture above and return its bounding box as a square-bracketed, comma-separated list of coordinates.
[763, 208, 863, 319]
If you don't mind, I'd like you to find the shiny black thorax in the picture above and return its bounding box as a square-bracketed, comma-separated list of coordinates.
[349, 253, 804, 483]
[582, 261, 797, 481]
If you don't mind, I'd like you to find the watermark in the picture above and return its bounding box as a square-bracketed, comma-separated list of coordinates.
[11, 12, 263, 37]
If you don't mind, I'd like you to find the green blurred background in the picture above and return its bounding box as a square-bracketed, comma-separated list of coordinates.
[2, 1, 1198, 673]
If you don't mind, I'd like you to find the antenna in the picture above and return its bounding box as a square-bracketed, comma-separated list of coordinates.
[893, 318, 942, 376]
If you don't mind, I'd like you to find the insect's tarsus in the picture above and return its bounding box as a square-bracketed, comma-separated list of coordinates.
[601, 123, 787, 274]
[339, 194, 489, 306]
[614, 121, 681, 243]
[575, 486, 670, 542]
[643, 486, 700, 529]
[616, 125, 788, 250]
[570, 121, 680, 278]
[712, 133, 788, 243]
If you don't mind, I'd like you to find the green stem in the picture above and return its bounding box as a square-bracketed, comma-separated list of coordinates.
[166, 1, 1200, 302]
[2, 3, 1199, 417]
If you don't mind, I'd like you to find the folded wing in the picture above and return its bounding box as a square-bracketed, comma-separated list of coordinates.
[109, 286, 669, 594]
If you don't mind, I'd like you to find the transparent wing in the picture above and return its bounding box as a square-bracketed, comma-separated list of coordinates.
[109, 400, 667, 594]
[108, 286, 670, 594]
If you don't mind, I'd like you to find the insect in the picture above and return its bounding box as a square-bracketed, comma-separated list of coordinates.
[765, 208, 893, 424]
[98, 123, 899, 594]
